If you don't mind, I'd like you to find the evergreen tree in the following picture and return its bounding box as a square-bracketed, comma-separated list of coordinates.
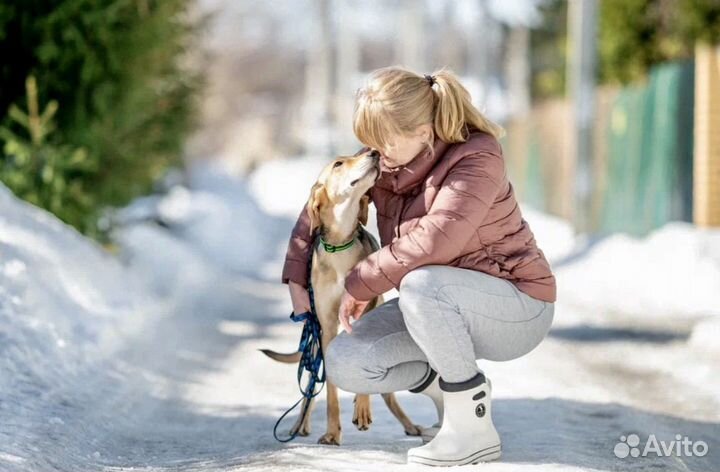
[0, 76, 95, 230]
[599, 0, 720, 84]
[0, 0, 202, 238]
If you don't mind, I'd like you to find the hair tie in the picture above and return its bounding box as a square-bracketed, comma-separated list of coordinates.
[424, 74, 436, 87]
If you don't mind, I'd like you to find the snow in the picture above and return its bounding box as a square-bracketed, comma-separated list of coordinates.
[0, 158, 719, 471]
[0, 185, 159, 470]
[521, 206, 576, 262]
[115, 161, 287, 276]
[555, 222, 720, 320]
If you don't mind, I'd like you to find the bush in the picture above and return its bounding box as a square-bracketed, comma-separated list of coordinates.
[0, 0, 202, 238]
[530, 0, 568, 100]
[0, 76, 96, 232]
[599, 0, 720, 85]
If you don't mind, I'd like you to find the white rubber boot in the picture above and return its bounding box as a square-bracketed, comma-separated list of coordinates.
[411, 369, 493, 444]
[407, 371, 501, 466]
[408, 368, 443, 443]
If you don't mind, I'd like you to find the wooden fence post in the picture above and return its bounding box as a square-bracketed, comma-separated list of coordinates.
[694, 43, 720, 227]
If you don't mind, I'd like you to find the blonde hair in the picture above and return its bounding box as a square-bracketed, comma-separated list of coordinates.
[353, 66, 504, 156]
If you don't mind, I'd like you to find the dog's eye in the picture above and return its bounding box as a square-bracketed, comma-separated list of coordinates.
[333, 161, 343, 168]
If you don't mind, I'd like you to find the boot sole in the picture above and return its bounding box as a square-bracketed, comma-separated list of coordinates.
[407, 444, 501, 466]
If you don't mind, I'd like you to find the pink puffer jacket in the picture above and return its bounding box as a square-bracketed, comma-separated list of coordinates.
[282, 129, 557, 303]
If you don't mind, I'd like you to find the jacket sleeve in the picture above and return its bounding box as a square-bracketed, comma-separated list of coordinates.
[344, 151, 505, 300]
[281, 204, 315, 287]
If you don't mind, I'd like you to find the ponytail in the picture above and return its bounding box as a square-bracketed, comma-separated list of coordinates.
[431, 68, 505, 142]
[353, 66, 503, 155]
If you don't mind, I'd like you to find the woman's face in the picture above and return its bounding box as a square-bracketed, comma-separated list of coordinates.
[378, 124, 433, 169]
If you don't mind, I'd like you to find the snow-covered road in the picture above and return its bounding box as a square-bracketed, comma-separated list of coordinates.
[1, 161, 719, 471]
[87, 277, 720, 472]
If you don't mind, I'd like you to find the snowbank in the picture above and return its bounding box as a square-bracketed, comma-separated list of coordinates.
[0, 184, 158, 468]
[688, 317, 720, 356]
[0, 162, 292, 470]
[0, 184, 154, 370]
[557, 222, 720, 320]
[114, 160, 288, 276]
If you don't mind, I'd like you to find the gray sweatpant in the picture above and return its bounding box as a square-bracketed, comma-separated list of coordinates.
[325, 265, 555, 393]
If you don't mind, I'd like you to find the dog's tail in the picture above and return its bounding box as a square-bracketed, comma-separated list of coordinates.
[259, 348, 302, 363]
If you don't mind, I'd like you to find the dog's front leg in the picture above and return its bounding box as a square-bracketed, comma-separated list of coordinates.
[318, 328, 342, 446]
[352, 394, 372, 430]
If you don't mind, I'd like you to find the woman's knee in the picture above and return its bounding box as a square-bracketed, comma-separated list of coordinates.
[399, 266, 438, 294]
[398, 266, 439, 315]
[325, 333, 379, 393]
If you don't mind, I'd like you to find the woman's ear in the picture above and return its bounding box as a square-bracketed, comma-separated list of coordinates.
[358, 194, 370, 226]
[307, 182, 327, 235]
[415, 123, 433, 143]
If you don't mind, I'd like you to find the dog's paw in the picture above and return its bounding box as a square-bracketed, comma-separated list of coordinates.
[352, 401, 373, 431]
[404, 424, 423, 437]
[318, 431, 342, 446]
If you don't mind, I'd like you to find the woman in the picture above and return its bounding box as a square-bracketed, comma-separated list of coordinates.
[281, 66, 556, 466]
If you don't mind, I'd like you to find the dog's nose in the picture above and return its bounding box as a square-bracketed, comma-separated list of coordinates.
[369, 150, 380, 160]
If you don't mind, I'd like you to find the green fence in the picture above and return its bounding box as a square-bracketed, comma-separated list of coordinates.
[507, 60, 695, 236]
[600, 60, 695, 236]
[523, 135, 547, 213]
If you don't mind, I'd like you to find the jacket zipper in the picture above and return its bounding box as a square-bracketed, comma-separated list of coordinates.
[394, 196, 405, 239]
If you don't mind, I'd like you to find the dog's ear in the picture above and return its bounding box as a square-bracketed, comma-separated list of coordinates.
[307, 182, 327, 235]
[358, 194, 370, 226]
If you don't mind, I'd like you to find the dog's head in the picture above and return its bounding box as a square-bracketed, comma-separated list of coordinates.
[307, 150, 381, 235]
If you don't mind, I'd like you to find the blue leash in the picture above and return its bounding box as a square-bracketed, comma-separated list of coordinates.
[273, 264, 326, 442]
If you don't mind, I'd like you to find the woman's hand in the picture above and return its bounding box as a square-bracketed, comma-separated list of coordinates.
[288, 280, 311, 320]
[339, 289, 370, 334]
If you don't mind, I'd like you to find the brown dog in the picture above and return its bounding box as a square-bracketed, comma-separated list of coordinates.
[261, 150, 421, 445]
